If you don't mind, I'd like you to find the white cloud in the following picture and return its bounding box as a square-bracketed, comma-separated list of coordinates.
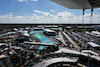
[34, 10, 42, 13]
[0, 10, 100, 24]
[57, 11, 75, 18]
[31, 0, 38, 1]
[18, 0, 27, 2]
[50, 9, 55, 12]
[34, 10, 53, 17]
[42, 12, 50, 16]
[18, 0, 38, 2]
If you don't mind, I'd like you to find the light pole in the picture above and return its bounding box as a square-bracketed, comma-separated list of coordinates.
[87, 54, 91, 67]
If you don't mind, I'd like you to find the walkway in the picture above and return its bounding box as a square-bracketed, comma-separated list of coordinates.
[72, 32, 88, 41]
[63, 32, 80, 50]
[59, 32, 67, 46]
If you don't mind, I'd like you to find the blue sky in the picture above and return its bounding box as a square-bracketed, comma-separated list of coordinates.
[0, 0, 100, 24]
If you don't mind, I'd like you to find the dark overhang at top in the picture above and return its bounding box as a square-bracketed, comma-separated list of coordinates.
[50, 0, 100, 9]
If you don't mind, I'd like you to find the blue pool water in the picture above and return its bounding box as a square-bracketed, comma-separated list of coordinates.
[26, 56, 29, 59]
[33, 51, 40, 55]
[30, 31, 43, 35]
[19, 43, 26, 47]
[38, 46, 44, 50]
[34, 33, 56, 50]
[33, 53, 37, 55]
[34, 33, 55, 44]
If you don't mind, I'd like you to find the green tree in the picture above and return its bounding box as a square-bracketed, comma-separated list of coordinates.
[10, 54, 20, 65]
[24, 51, 28, 57]
[29, 52, 34, 59]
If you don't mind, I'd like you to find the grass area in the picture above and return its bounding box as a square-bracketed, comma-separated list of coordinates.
[71, 28, 87, 31]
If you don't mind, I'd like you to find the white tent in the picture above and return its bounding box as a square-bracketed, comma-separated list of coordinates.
[87, 42, 100, 47]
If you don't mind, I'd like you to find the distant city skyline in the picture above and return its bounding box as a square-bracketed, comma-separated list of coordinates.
[0, 0, 100, 24]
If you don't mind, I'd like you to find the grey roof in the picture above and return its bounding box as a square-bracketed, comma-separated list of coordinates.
[87, 42, 100, 47]
[0, 43, 7, 46]
[18, 31, 29, 37]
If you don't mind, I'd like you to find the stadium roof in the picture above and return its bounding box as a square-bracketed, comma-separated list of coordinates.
[50, 0, 100, 9]
[32, 57, 78, 67]
[54, 48, 100, 61]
